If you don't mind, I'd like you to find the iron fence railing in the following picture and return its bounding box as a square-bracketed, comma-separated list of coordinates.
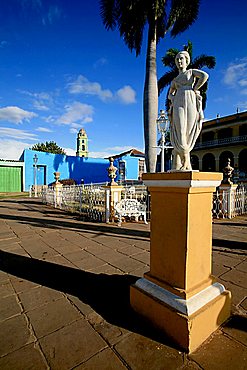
[41, 182, 247, 222]
[212, 184, 247, 219]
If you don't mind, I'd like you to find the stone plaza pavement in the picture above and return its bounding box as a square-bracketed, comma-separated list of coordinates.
[0, 198, 246, 370]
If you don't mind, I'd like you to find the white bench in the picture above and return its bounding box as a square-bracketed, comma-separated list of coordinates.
[114, 198, 148, 226]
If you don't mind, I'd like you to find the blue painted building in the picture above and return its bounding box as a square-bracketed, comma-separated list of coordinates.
[111, 149, 145, 183]
[18, 148, 145, 191]
[20, 149, 110, 191]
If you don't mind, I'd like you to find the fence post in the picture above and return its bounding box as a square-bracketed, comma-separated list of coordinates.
[53, 172, 62, 208]
[219, 183, 238, 218]
[103, 185, 123, 223]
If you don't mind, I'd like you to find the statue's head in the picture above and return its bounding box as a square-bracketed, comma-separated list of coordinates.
[175, 51, 190, 69]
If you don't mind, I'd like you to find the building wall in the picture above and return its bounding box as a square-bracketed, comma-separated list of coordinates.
[21, 149, 109, 191]
[191, 111, 247, 179]
[0, 161, 25, 192]
[114, 155, 141, 182]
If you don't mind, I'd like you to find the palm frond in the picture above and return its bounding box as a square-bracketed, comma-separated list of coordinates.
[118, 0, 148, 55]
[192, 55, 216, 69]
[161, 48, 179, 67]
[99, 0, 118, 30]
[158, 69, 177, 95]
[183, 40, 193, 59]
[167, 0, 200, 37]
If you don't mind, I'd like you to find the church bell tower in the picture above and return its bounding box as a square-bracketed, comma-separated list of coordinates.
[76, 129, 89, 157]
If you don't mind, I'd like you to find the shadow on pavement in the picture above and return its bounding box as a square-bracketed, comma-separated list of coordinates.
[0, 250, 180, 350]
[0, 212, 150, 240]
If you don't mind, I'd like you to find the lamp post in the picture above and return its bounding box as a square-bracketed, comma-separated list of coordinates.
[156, 110, 172, 172]
[33, 154, 38, 198]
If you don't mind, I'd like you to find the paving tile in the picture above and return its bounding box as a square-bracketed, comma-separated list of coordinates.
[212, 251, 244, 268]
[107, 255, 146, 273]
[19, 286, 63, 312]
[0, 241, 20, 250]
[0, 343, 48, 370]
[10, 277, 40, 294]
[62, 249, 90, 262]
[89, 264, 123, 274]
[0, 270, 9, 283]
[118, 245, 144, 256]
[92, 235, 129, 250]
[0, 294, 22, 321]
[66, 295, 94, 317]
[85, 243, 114, 257]
[20, 238, 59, 260]
[44, 255, 76, 267]
[236, 260, 247, 273]
[52, 242, 83, 255]
[0, 281, 15, 298]
[222, 316, 247, 346]
[114, 332, 184, 370]
[90, 319, 131, 346]
[58, 230, 90, 247]
[72, 255, 106, 270]
[74, 348, 127, 369]
[220, 269, 247, 289]
[212, 263, 230, 277]
[0, 314, 34, 357]
[131, 265, 150, 278]
[240, 297, 247, 311]
[217, 279, 247, 307]
[131, 251, 150, 264]
[189, 332, 247, 370]
[27, 297, 82, 338]
[39, 319, 107, 370]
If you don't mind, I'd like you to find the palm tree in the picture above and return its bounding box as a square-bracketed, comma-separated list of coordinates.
[100, 1, 201, 173]
[158, 40, 216, 111]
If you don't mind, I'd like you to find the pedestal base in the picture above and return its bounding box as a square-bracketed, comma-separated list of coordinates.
[130, 278, 231, 353]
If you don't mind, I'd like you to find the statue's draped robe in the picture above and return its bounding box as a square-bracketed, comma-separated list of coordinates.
[170, 69, 203, 155]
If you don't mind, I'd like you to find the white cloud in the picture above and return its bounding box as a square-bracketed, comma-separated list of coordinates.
[57, 101, 93, 126]
[42, 5, 63, 25]
[67, 75, 113, 101]
[0, 127, 38, 141]
[64, 147, 76, 156]
[93, 58, 108, 69]
[236, 101, 247, 110]
[19, 90, 53, 111]
[223, 58, 247, 94]
[116, 85, 136, 104]
[69, 128, 78, 134]
[89, 145, 144, 158]
[67, 75, 137, 105]
[0, 139, 31, 160]
[0, 40, 8, 48]
[89, 151, 114, 159]
[0, 106, 37, 124]
[35, 127, 53, 132]
[105, 145, 136, 152]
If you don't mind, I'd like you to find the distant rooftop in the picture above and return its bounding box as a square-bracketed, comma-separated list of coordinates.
[107, 148, 145, 160]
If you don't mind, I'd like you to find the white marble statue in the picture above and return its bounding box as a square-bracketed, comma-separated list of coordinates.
[168, 51, 209, 171]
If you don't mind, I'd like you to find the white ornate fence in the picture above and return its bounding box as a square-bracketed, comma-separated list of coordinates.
[41, 183, 246, 222]
[42, 184, 107, 222]
[212, 185, 247, 219]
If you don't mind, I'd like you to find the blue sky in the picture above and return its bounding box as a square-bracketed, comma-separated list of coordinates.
[0, 0, 246, 160]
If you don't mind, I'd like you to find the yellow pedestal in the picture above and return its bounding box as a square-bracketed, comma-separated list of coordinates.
[130, 172, 231, 353]
[104, 185, 123, 222]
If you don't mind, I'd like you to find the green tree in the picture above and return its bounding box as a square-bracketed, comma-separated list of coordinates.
[31, 141, 66, 155]
[100, 0, 200, 172]
[158, 40, 216, 110]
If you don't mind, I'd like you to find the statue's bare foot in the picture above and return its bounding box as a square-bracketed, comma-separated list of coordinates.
[180, 162, 192, 171]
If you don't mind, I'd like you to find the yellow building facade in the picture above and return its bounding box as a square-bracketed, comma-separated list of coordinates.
[191, 111, 247, 180]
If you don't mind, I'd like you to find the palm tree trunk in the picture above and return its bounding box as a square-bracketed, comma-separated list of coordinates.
[143, 25, 158, 173]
